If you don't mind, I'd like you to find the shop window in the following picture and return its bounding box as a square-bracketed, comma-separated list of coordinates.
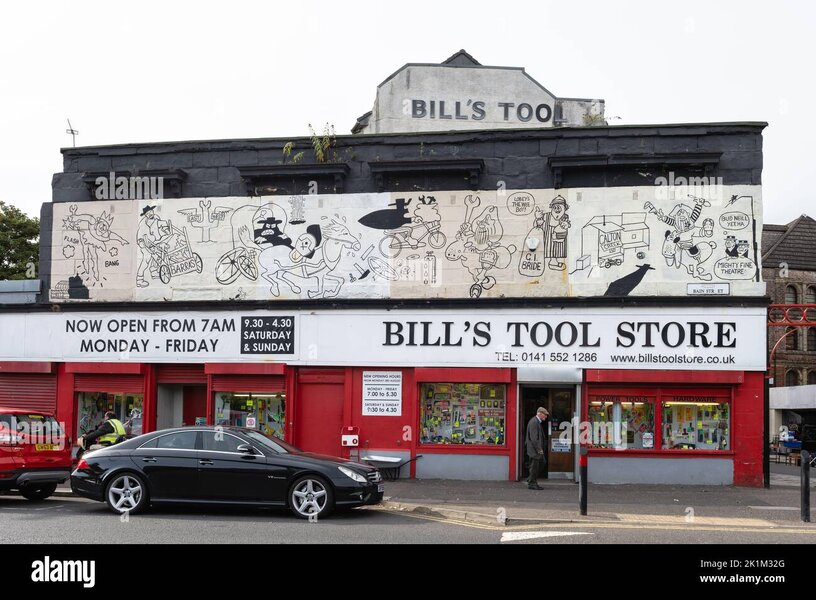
[588, 396, 655, 449]
[808, 371, 816, 386]
[806, 286, 816, 305]
[420, 383, 506, 445]
[662, 398, 729, 450]
[785, 285, 799, 304]
[808, 329, 816, 352]
[76, 392, 143, 438]
[786, 370, 801, 386]
[214, 392, 285, 440]
[786, 329, 798, 351]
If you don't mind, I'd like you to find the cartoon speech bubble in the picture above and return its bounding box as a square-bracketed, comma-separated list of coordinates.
[714, 257, 757, 280]
[719, 212, 751, 231]
[507, 191, 536, 216]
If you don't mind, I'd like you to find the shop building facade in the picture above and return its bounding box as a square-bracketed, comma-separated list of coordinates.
[0, 53, 768, 486]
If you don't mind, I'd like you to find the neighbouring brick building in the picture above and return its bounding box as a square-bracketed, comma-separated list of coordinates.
[763, 214, 816, 435]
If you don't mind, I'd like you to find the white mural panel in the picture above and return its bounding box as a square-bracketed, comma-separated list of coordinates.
[48, 186, 764, 302]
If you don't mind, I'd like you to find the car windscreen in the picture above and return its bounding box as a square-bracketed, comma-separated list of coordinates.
[244, 430, 299, 454]
[14, 414, 65, 438]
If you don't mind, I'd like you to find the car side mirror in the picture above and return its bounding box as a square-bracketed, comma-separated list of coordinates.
[237, 444, 255, 454]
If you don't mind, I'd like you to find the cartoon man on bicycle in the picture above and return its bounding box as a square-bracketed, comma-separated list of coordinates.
[379, 196, 447, 258]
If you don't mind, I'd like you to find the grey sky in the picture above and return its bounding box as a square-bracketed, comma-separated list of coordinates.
[0, 0, 811, 225]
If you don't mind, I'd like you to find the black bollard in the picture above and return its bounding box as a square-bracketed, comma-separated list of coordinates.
[579, 446, 588, 516]
[802, 450, 811, 523]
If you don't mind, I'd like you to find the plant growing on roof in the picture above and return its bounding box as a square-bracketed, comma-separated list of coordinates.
[282, 141, 304, 164]
[307, 123, 355, 163]
[308, 123, 335, 163]
[582, 113, 607, 126]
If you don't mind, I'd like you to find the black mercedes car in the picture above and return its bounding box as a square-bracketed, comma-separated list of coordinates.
[71, 426, 383, 519]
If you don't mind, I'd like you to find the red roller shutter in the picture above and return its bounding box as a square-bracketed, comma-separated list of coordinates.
[211, 375, 285, 393]
[297, 368, 345, 384]
[74, 374, 145, 393]
[157, 364, 207, 384]
[0, 374, 57, 413]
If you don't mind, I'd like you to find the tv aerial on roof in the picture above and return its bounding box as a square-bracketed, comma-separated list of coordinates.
[66, 119, 79, 147]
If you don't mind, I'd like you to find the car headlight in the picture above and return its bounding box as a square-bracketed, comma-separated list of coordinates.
[338, 466, 367, 483]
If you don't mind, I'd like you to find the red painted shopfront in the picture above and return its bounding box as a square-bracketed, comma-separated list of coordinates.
[0, 360, 764, 486]
[584, 369, 764, 487]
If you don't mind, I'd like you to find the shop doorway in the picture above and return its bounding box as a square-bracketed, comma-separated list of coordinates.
[519, 386, 575, 480]
[157, 385, 207, 429]
[294, 370, 344, 457]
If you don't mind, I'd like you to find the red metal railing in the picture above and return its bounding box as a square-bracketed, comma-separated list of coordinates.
[768, 304, 816, 327]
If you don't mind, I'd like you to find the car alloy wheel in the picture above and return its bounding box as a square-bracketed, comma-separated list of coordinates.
[106, 473, 147, 515]
[290, 476, 333, 519]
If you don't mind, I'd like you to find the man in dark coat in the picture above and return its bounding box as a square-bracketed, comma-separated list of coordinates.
[526, 407, 549, 489]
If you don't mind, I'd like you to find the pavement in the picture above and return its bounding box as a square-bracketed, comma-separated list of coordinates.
[52, 463, 816, 531]
[373, 467, 816, 529]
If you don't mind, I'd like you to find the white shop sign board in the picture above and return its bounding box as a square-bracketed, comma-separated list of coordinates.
[0, 307, 765, 371]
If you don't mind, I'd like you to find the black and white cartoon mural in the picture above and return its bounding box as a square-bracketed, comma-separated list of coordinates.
[445, 195, 517, 298]
[372, 196, 446, 259]
[356, 194, 445, 288]
[359, 197, 413, 230]
[644, 196, 709, 233]
[711, 195, 760, 281]
[136, 205, 203, 288]
[644, 196, 718, 281]
[51, 274, 91, 300]
[258, 216, 361, 299]
[177, 200, 230, 243]
[66, 274, 90, 299]
[214, 203, 289, 286]
[48, 186, 765, 302]
[575, 212, 650, 272]
[349, 244, 398, 283]
[604, 264, 655, 296]
[136, 205, 168, 287]
[289, 195, 306, 225]
[203, 200, 374, 299]
[394, 251, 438, 286]
[62, 204, 129, 286]
[518, 196, 570, 276]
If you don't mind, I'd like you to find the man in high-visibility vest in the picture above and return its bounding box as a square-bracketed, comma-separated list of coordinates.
[83, 411, 127, 446]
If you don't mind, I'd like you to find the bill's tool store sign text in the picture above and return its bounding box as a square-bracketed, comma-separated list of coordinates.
[411, 99, 552, 123]
[383, 318, 739, 366]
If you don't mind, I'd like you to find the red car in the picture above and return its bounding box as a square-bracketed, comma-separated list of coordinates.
[0, 407, 71, 500]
